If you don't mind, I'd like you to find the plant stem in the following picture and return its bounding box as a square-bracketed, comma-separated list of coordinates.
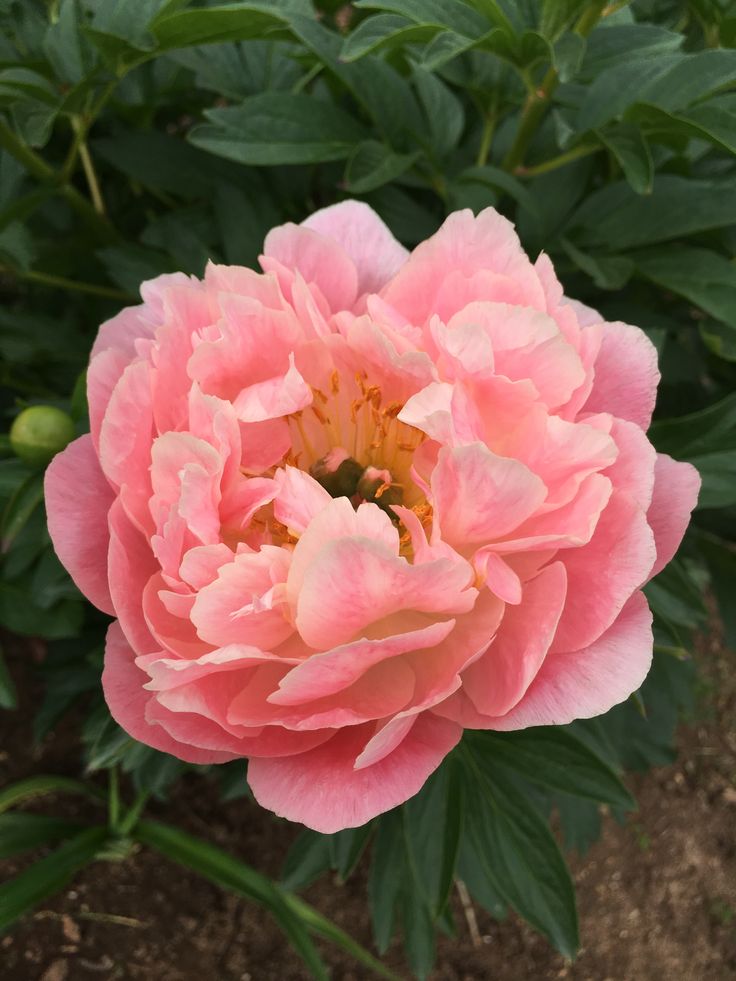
[118, 790, 150, 836]
[72, 116, 106, 215]
[0, 116, 56, 182]
[0, 117, 116, 241]
[516, 143, 600, 177]
[501, 0, 609, 172]
[108, 768, 120, 834]
[0, 264, 134, 301]
[476, 112, 496, 167]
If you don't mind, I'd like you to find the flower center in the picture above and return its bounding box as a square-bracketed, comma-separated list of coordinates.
[285, 370, 426, 510]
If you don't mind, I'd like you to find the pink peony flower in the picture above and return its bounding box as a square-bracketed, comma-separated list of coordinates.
[45, 202, 700, 832]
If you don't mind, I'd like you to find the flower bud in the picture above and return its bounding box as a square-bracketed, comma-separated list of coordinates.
[10, 406, 75, 468]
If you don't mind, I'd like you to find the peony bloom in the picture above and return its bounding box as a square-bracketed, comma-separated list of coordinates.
[45, 202, 700, 832]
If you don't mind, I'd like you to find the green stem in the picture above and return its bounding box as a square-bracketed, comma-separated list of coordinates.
[476, 112, 496, 167]
[502, 0, 608, 172]
[0, 116, 117, 241]
[118, 790, 150, 836]
[0, 116, 56, 182]
[108, 768, 120, 834]
[72, 116, 106, 215]
[516, 143, 600, 177]
[0, 264, 134, 302]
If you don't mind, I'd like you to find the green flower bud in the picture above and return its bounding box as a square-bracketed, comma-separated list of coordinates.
[9, 406, 75, 468]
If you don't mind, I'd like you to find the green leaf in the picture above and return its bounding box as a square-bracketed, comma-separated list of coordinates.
[629, 97, 736, 156]
[455, 165, 540, 218]
[462, 743, 579, 958]
[581, 24, 683, 76]
[698, 537, 736, 650]
[649, 394, 736, 509]
[329, 822, 374, 882]
[540, 0, 589, 41]
[344, 141, 420, 194]
[561, 237, 634, 290]
[189, 92, 367, 165]
[635, 246, 736, 334]
[402, 883, 436, 980]
[568, 176, 736, 251]
[552, 31, 585, 83]
[578, 49, 736, 131]
[340, 13, 436, 61]
[281, 830, 332, 891]
[353, 0, 489, 38]
[413, 66, 464, 158]
[43, 0, 94, 84]
[472, 729, 635, 809]
[289, 15, 421, 147]
[0, 646, 17, 709]
[404, 761, 464, 918]
[0, 827, 108, 931]
[0, 775, 105, 815]
[553, 793, 602, 856]
[0, 68, 59, 107]
[0, 221, 36, 271]
[0, 813, 85, 859]
[1, 471, 43, 550]
[368, 810, 406, 953]
[151, 1, 295, 50]
[455, 837, 506, 918]
[597, 124, 653, 195]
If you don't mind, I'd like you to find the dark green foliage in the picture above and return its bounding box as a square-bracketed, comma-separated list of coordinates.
[1, 1, 734, 976]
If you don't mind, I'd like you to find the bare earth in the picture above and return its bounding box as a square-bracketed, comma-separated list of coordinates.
[1, 626, 734, 981]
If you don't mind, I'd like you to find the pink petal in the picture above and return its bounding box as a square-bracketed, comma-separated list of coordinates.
[302, 200, 409, 295]
[107, 499, 159, 655]
[647, 455, 701, 579]
[295, 537, 475, 650]
[583, 321, 660, 429]
[381, 207, 545, 326]
[262, 224, 358, 313]
[473, 549, 522, 604]
[190, 547, 294, 649]
[483, 591, 653, 728]
[268, 620, 455, 706]
[247, 712, 462, 832]
[552, 490, 656, 652]
[44, 435, 115, 614]
[462, 562, 567, 717]
[604, 417, 657, 510]
[102, 622, 235, 764]
[273, 466, 332, 535]
[431, 443, 547, 546]
[232, 353, 312, 423]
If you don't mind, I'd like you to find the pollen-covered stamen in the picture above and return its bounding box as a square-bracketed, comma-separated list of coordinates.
[286, 370, 427, 511]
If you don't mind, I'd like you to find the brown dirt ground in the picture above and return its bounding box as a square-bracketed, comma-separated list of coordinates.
[1, 624, 735, 981]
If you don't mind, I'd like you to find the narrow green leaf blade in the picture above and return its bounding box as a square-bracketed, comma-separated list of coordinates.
[0, 827, 108, 931]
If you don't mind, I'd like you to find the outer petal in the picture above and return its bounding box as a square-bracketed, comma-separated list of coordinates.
[551, 490, 655, 652]
[647, 454, 701, 579]
[583, 322, 660, 429]
[302, 200, 409, 296]
[247, 712, 462, 832]
[44, 435, 115, 614]
[483, 592, 653, 729]
[462, 561, 567, 717]
[102, 622, 235, 764]
[261, 224, 358, 313]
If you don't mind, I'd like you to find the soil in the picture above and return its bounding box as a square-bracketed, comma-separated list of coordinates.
[1, 625, 735, 981]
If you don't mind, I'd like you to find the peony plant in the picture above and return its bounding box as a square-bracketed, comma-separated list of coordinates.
[45, 201, 699, 833]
